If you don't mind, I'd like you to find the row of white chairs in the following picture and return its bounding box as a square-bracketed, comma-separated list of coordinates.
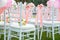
[0, 2, 60, 40]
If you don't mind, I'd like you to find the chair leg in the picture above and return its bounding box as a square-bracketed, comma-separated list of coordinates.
[58, 26, 60, 34]
[38, 29, 39, 40]
[19, 32, 22, 40]
[22, 33, 24, 40]
[52, 30, 55, 40]
[27, 32, 30, 40]
[52, 27, 55, 40]
[34, 30, 36, 40]
[0, 35, 1, 39]
[40, 27, 43, 40]
[47, 28, 48, 37]
[8, 29, 11, 40]
[4, 28, 6, 40]
[4, 32, 6, 40]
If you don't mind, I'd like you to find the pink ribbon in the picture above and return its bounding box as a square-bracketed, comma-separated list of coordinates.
[36, 4, 43, 27]
[57, 8, 60, 21]
[25, 5, 30, 24]
[47, 0, 60, 8]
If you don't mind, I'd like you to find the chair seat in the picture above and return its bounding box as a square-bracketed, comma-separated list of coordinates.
[0, 21, 35, 32]
[43, 20, 60, 24]
[28, 19, 60, 27]
[10, 23, 35, 31]
[43, 20, 60, 27]
[0, 21, 9, 26]
[28, 18, 35, 23]
[29, 18, 60, 24]
[0, 21, 9, 29]
[0, 21, 4, 25]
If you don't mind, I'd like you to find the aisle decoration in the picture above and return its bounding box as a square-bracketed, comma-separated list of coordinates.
[25, 3, 35, 24]
[0, 0, 12, 14]
[36, 4, 44, 27]
[47, 0, 60, 21]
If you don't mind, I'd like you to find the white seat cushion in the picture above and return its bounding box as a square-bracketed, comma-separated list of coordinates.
[0, 21, 4, 25]
[10, 22, 35, 30]
[0, 21, 9, 26]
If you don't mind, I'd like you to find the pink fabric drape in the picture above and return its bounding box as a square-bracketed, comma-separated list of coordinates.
[36, 4, 44, 27]
[47, 0, 60, 8]
[25, 3, 35, 24]
[47, 0, 60, 21]
[55, 0, 60, 21]
[57, 8, 60, 21]
[54, 0, 60, 8]
[44, 7, 51, 21]
[0, 0, 12, 14]
[25, 5, 31, 24]
[0, 7, 6, 14]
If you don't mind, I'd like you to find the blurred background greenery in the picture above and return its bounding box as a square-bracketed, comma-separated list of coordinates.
[15, 0, 48, 6]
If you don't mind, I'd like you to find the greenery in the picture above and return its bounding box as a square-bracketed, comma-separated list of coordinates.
[0, 32, 60, 40]
[15, 0, 48, 6]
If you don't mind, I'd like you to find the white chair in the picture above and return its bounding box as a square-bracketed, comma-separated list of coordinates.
[4, 9, 10, 40]
[0, 9, 9, 40]
[40, 6, 60, 40]
[8, 2, 36, 40]
[0, 17, 4, 39]
[35, 4, 45, 40]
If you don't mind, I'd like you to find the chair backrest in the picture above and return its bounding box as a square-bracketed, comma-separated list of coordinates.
[9, 5, 20, 22]
[42, 6, 59, 21]
[0, 8, 9, 22]
[9, 2, 29, 28]
[46, 7, 59, 21]
[36, 4, 44, 27]
[56, 8, 60, 21]
[36, 4, 59, 27]
[25, 3, 35, 24]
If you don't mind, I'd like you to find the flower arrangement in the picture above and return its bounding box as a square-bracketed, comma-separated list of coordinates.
[22, 19, 26, 25]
